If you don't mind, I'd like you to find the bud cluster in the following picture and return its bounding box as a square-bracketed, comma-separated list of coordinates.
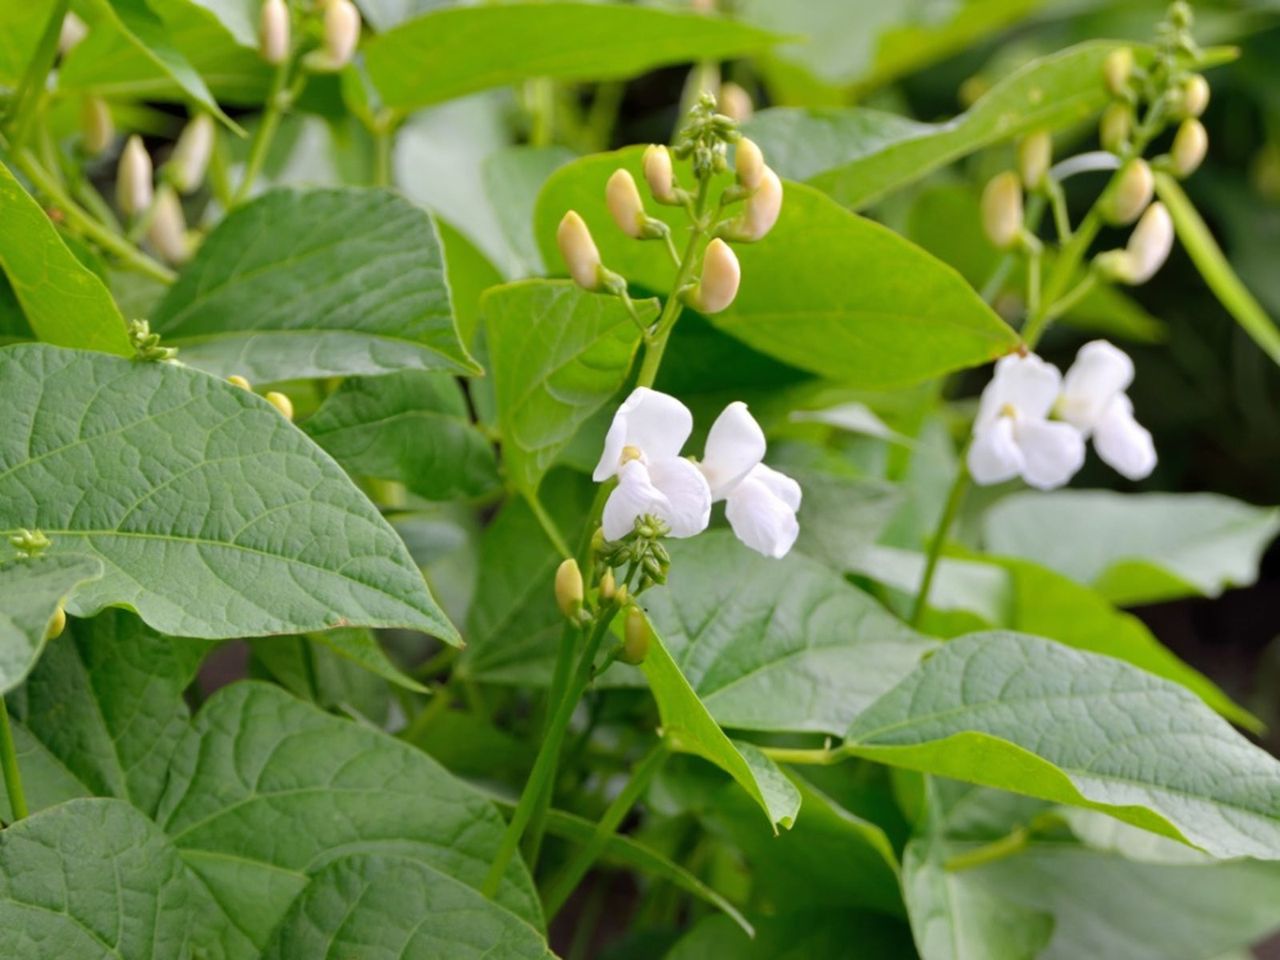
[260, 0, 361, 72]
[128, 319, 179, 363]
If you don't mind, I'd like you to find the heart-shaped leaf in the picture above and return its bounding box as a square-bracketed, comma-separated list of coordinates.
[0, 553, 102, 694]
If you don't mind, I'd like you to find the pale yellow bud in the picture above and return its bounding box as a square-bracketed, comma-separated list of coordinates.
[643, 145, 677, 203]
[606, 169, 646, 239]
[324, 0, 361, 68]
[260, 0, 290, 65]
[227, 375, 253, 391]
[598, 567, 616, 600]
[1017, 131, 1052, 190]
[1103, 158, 1154, 226]
[1180, 74, 1210, 119]
[557, 211, 602, 290]
[1103, 47, 1133, 97]
[719, 82, 753, 122]
[58, 13, 88, 55]
[620, 607, 651, 665]
[45, 604, 66, 641]
[980, 171, 1023, 249]
[265, 391, 294, 420]
[148, 186, 191, 265]
[735, 137, 765, 191]
[170, 114, 215, 194]
[689, 239, 740, 314]
[1099, 102, 1133, 154]
[725, 165, 782, 242]
[81, 97, 114, 155]
[117, 135, 153, 217]
[554, 558, 584, 620]
[1170, 119, 1207, 178]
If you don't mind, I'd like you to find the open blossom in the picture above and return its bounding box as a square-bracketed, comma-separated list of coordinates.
[968, 353, 1085, 490]
[1057, 340, 1156, 480]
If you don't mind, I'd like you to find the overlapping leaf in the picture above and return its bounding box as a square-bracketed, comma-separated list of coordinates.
[0, 553, 101, 695]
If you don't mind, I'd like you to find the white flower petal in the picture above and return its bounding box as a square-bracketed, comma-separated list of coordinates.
[1059, 340, 1134, 432]
[967, 417, 1023, 486]
[592, 387, 693, 481]
[1093, 395, 1157, 480]
[601, 461, 669, 540]
[985, 353, 1063, 422]
[725, 474, 800, 558]
[746, 463, 802, 512]
[646, 457, 712, 538]
[700, 401, 766, 500]
[1014, 418, 1085, 490]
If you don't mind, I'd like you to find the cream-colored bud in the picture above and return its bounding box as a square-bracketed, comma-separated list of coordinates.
[324, 0, 361, 68]
[81, 97, 114, 155]
[148, 186, 191, 265]
[689, 239, 740, 314]
[265, 391, 294, 420]
[554, 558, 584, 620]
[1125, 201, 1174, 284]
[117, 135, 154, 217]
[59, 13, 88, 55]
[260, 0, 290, 65]
[557, 211, 602, 290]
[735, 137, 765, 191]
[1017, 131, 1052, 189]
[719, 82, 753, 123]
[227, 375, 253, 391]
[643, 145, 677, 203]
[980, 171, 1023, 249]
[727, 165, 782, 242]
[170, 114, 215, 194]
[606, 169, 646, 239]
[598, 567, 616, 600]
[1099, 102, 1133, 154]
[1170, 119, 1207, 178]
[1180, 74, 1210, 119]
[1104, 158, 1154, 225]
[620, 607, 650, 665]
[1103, 47, 1133, 96]
[45, 604, 66, 641]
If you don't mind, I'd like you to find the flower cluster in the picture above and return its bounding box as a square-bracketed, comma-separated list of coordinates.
[593, 388, 801, 558]
[969, 340, 1156, 490]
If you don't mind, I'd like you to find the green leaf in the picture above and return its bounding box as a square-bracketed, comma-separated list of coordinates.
[982, 490, 1280, 604]
[845, 632, 1280, 860]
[363, 3, 780, 113]
[251, 634, 393, 724]
[1155, 171, 1280, 367]
[483, 146, 577, 278]
[786, 468, 903, 570]
[157, 682, 543, 949]
[439, 218, 504, 351]
[484, 280, 650, 496]
[303, 371, 500, 502]
[261, 853, 553, 959]
[0, 1, 53, 86]
[152, 187, 477, 382]
[0, 554, 101, 695]
[669, 910, 916, 960]
[255, 625, 426, 704]
[0, 344, 457, 642]
[0, 161, 132, 356]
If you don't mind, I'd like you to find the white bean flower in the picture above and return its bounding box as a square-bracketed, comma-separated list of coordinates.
[968, 353, 1085, 490]
[1057, 340, 1156, 480]
[595, 389, 711, 541]
[698, 402, 801, 558]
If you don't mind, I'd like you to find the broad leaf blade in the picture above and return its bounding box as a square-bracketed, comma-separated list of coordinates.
[0, 554, 101, 695]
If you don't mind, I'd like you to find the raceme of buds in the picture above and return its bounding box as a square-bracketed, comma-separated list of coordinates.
[555, 558, 584, 620]
[722, 166, 782, 242]
[1170, 118, 1208, 178]
[735, 138, 765, 191]
[620, 607, 651, 665]
[260, 0, 290, 65]
[1102, 158, 1153, 226]
[1100, 103, 1133, 154]
[981, 171, 1023, 249]
[1095, 201, 1174, 285]
[265, 391, 294, 421]
[557, 211, 602, 290]
[81, 97, 114, 155]
[606, 169, 647, 238]
[1103, 47, 1133, 96]
[719, 82, 753, 123]
[170, 114, 215, 193]
[1057, 340, 1156, 480]
[147, 186, 191, 265]
[1018, 131, 1052, 190]
[1179, 74, 1210, 119]
[643, 145, 678, 203]
[687, 239, 740, 314]
[324, 0, 361, 68]
[117, 135, 154, 217]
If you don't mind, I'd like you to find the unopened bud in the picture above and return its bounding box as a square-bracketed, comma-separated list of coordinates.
[1099, 102, 1133, 153]
[1098, 201, 1174, 285]
[1103, 158, 1153, 226]
[722, 165, 781, 242]
[643, 145, 678, 203]
[117, 135, 153, 217]
[719, 82, 753, 123]
[687, 239, 740, 314]
[1103, 47, 1133, 97]
[620, 607, 651, 665]
[1168, 1, 1193, 30]
[170, 114, 215, 193]
[81, 97, 114, 155]
[59, 13, 88, 55]
[1170, 119, 1207, 178]
[45, 604, 67, 641]
[148, 186, 191, 265]
[554, 558, 584, 620]
[227, 375, 252, 391]
[735, 137, 765, 191]
[324, 0, 360, 68]
[557, 211, 603, 290]
[606, 169, 646, 238]
[265, 391, 294, 420]
[598, 567, 616, 601]
[1179, 74, 1210, 119]
[613, 583, 629, 607]
[981, 171, 1023, 249]
[260, 0, 290, 65]
[1017, 131, 1051, 190]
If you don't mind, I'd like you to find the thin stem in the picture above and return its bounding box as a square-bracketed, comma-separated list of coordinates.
[373, 122, 393, 187]
[524, 490, 571, 559]
[528, 78, 554, 148]
[1040, 273, 1098, 327]
[398, 685, 452, 743]
[660, 230, 681, 268]
[1022, 208, 1101, 350]
[522, 620, 582, 871]
[909, 466, 969, 629]
[759, 743, 852, 766]
[1045, 179, 1072, 243]
[566, 880, 608, 960]
[5, 0, 69, 148]
[0, 697, 28, 822]
[1026, 244, 1042, 319]
[411, 645, 458, 681]
[543, 741, 670, 919]
[232, 58, 292, 206]
[944, 826, 1029, 872]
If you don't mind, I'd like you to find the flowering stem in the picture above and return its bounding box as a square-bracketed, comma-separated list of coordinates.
[909, 465, 970, 629]
[521, 620, 579, 871]
[0, 697, 28, 823]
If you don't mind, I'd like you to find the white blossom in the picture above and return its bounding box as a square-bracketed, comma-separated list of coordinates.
[1058, 340, 1156, 480]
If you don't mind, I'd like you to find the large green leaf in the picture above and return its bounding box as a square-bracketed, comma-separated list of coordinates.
[0, 1, 52, 86]
[0, 344, 457, 642]
[982, 490, 1280, 604]
[152, 188, 476, 383]
[534, 151, 1018, 387]
[845, 632, 1280, 860]
[0, 161, 131, 356]
[484, 280, 649, 496]
[363, 3, 779, 113]
[156, 682, 543, 949]
[0, 554, 102, 695]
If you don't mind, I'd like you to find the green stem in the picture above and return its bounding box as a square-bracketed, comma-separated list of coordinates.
[909, 466, 969, 629]
[1046, 179, 1072, 243]
[524, 489, 571, 559]
[528, 78, 554, 147]
[522, 620, 581, 871]
[482, 604, 618, 897]
[232, 58, 292, 206]
[759, 743, 852, 766]
[543, 740, 670, 918]
[373, 121, 393, 187]
[5, 0, 69, 148]
[944, 826, 1029, 872]
[0, 697, 28, 823]
[400, 686, 452, 743]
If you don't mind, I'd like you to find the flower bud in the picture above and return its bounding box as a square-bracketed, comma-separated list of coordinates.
[557, 211, 602, 290]
[227, 375, 252, 391]
[643, 145, 677, 203]
[148, 186, 191, 265]
[980, 171, 1023, 249]
[1103, 158, 1153, 226]
[1103, 47, 1133, 97]
[723, 165, 782, 242]
[170, 114, 215, 194]
[688, 239, 740, 314]
[117, 135, 153, 217]
[1179, 74, 1210, 119]
[265, 391, 294, 420]
[1099, 102, 1132, 154]
[45, 604, 67, 641]
[1170, 118, 1207, 178]
[554, 558, 584, 620]
[735, 137, 765, 191]
[59, 13, 88, 55]
[1126, 201, 1174, 284]
[598, 567, 616, 601]
[324, 0, 361, 68]
[620, 607, 650, 665]
[719, 82, 753, 122]
[613, 583, 630, 607]
[260, 0, 290, 65]
[606, 169, 646, 239]
[81, 96, 114, 155]
[1017, 131, 1052, 189]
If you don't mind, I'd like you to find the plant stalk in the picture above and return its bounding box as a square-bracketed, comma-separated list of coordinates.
[909, 465, 970, 629]
[0, 697, 28, 823]
[232, 58, 292, 207]
[5, 0, 69, 149]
